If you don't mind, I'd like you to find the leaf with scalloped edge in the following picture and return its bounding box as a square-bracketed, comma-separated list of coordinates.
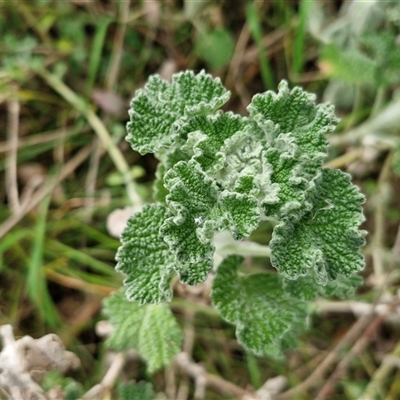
[126, 70, 230, 154]
[160, 160, 260, 284]
[116, 204, 175, 304]
[270, 168, 366, 283]
[103, 291, 182, 373]
[248, 80, 339, 221]
[212, 255, 308, 357]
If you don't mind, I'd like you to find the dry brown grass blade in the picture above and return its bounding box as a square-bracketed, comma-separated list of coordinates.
[5, 95, 21, 214]
[0, 142, 95, 239]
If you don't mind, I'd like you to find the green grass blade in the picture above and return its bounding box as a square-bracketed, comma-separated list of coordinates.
[292, 0, 313, 75]
[85, 16, 112, 96]
[46, 239, 118, 277]
[0, 229, 31, 272]
[27, 194, 61, 327]
[245, 2, 275, 89]
[246, 351, 262, 389]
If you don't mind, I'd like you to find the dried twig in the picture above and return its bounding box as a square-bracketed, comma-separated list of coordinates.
[174, 352, 254, 399]
[276, 313, 375, 400]
[313, 299, 400, 322]
[80, 352, 127, 400]
[323, 148, 363, 169]
[225, 23, 250, 90]
[105, 0, 130, 91]
[372, 152, 393, 288]
[359, 338, 400, 400]
[0, 127, 82, 154]
[388, 221, 400, 272]
[356, 223, 400, 399]
[314, 309, 391, 400]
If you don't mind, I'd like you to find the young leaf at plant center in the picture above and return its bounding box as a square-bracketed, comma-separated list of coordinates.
[126, 70, 230, 154]
[180, 111, 249, 175]
[270, 168, 366, 283]
[212, 255, 308, 357]
[160, 160, 260, 284]
[103, 291, 182, 373]
[219, 125, 279, 201]
[179, 112, 278, 204]
[116, 204, 175, 304]
[248, 80, 339, 221]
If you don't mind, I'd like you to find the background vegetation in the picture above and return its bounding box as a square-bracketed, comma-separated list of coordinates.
[1, 0, 400, 399]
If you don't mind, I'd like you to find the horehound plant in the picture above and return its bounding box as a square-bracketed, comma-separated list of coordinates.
[104, 70, 366, 369]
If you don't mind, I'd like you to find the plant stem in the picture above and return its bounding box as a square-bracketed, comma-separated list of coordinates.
[35, 67, 142, 207]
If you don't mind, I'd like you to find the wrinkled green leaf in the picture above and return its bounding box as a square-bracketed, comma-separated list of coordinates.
[220, 126, 279, 201]
[270, 168, 366, 283]
[248, 80, 339, 220]
[127, 70, 230, 154]
[180, 111, 248, 174]
[116, 204, 174, 304]
[160, 160, 260, 284]
[103, 291, 182, 373]
[212, 255, 308, 357]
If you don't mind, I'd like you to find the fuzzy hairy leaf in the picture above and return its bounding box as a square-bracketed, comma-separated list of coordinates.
[160, 160, 260, 284]
[220, 128, 280, 202]
[126, 70, 230, 154]
[212, 255, 307, 357]
[270, 168, 366, 282]
[116, 204, 174, 304]
[248, 80, 339, 220]
[180, 111, 249, 174]
[116, 72, 367, 362]
[103, 291, 182, 373]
